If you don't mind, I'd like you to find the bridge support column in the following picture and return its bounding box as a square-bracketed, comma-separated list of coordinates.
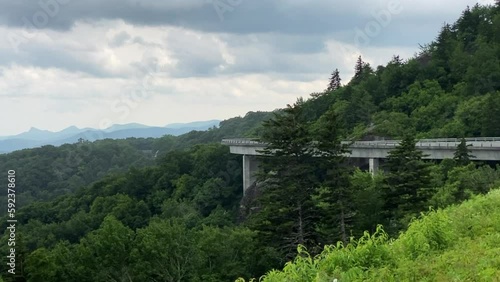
[243, 155, 259, 195]
[369, 158, 379, 175]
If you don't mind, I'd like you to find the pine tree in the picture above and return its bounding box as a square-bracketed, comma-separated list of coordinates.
[326, 69, 341, 92]
[311, 107, 352, 245]
[382, 134, 433, 232]
[453, 138, 475, 166]
[248, 99, 319, 261]
[354, 56, 364, 78]
[391, 55, 403, 65]
[352, 56, 374, 85]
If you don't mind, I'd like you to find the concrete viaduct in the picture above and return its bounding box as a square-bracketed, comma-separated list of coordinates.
[221, 137, 500, 194]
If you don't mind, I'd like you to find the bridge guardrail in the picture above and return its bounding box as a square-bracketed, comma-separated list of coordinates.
[221, 138, 267, 145]
[350, 141, 498, 148]
[223, 138, 500, 149]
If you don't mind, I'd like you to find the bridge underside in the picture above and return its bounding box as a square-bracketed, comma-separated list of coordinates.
[240, 156, 384, 195]
[230, 146, 500, 162]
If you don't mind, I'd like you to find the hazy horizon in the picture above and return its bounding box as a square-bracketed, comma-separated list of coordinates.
[1, 118, 223, 137]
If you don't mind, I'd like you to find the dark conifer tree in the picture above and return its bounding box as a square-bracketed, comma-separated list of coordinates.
[453, 138, 475, 166]
[382, 134, 433, 232]
[311, 107, 352, 245]
[354, 56, 364, 79]
[391, 55, 403, 65]
[248, 98, 319, 261]
[326, 69, 342, 92]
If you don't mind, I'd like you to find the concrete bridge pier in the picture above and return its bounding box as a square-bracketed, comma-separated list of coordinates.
[369, 158, 379, 175]
[243, 155, 259, 195]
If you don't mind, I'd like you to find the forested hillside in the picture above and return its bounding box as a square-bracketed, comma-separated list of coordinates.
[0, 111, 271, 215]
[1, 3, 500, 282]
[302, 4, 500, 139]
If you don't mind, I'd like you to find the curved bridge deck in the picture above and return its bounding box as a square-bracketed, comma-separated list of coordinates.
[221, 137, 500, 194]
[222, 138, 500, 161]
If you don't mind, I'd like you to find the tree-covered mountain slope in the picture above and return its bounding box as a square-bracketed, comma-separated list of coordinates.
[0, 111, 272, 216]
[246, 188, 500, 282]
[301, 3, 500, 139]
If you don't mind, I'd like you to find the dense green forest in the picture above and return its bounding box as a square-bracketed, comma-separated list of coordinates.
[1, 3, 500, 281]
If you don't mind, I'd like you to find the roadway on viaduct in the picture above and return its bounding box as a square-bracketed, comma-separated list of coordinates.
[221, 137, 500, 194]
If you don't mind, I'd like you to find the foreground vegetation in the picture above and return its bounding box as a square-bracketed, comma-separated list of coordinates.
[245, 188, 500, 281]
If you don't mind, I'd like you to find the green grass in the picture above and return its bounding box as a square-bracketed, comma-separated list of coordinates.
[238, 189, 500, 282]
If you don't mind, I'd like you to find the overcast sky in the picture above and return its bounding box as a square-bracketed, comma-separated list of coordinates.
[0, 0, 494, 135]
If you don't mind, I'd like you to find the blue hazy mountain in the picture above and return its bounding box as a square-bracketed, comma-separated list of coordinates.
[103, 123, 151, 132]
[0, 127, 52, 141]
[0, 126, 88, 141]
[165, 120, 220, 129]
[0, 120, 220, 153]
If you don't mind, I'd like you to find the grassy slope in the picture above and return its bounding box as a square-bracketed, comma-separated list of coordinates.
[251, 189, 500, 282]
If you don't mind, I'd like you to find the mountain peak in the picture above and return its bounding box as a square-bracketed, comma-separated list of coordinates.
[59, 126, 80, 133]
[28, 127, 47, 133]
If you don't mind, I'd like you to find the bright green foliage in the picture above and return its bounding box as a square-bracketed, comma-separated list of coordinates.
[429, 162, 500, 208]
[194, 226, 259, 281]
[25, 216, 135, 282]
[77, 216, 136, 281]
[242, 189, 500, 282]
[372, 111, 413, 138]
[481, 92, 500, 136]
[132, 219, 198, 282]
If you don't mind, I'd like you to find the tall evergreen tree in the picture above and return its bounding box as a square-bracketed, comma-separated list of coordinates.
[311, 107, 352, 245]
[248, 99, 319, 261]
[354, 56, 364, 79]
[391, 55, 403, 65]
[382, 134, 433, 232]
[351, 56, 374, 86]
[326, 69, 342, 92]
[453, 138, 475, 166]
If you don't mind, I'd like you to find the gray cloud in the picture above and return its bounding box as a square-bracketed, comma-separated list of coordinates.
[109, 31, 131, 47]
[0, 44, 123, 77]
[0, 0, 358, 32]
[0, 0, 483, 46]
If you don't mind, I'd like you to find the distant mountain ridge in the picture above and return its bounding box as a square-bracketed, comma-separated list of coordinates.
[0, 120, 220, 153]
